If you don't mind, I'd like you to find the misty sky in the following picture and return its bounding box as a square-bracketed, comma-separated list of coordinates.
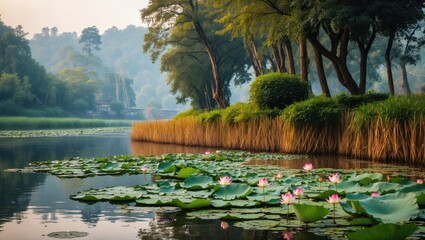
[0, 0, 149, 38]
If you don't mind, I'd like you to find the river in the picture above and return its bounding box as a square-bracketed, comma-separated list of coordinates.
[0, 131, 423, 240]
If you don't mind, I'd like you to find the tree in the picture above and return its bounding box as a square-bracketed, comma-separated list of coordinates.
[79, 26, 102, 57]
[397, 23, 425, 94]
[376, 0, 425, 95]
[141, 0, 235, 108]
[159, 5, 250, 110]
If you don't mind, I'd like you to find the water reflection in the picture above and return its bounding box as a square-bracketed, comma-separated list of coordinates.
[137, 211, 281, 240]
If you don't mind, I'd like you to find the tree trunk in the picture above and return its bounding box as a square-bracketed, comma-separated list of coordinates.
[385, 33, 395, 95]
[247, 38, 263, 76]
[271, 41, 287, 73]
[193, 20, 229, 108]
[358, 47, 367, 94]
[284, 39, 295, 75]
[310, 40, 331, 97]
[298, 36, 308, 81]
[400, 61, 412, 95]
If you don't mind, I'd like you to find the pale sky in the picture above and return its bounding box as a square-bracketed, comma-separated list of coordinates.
[0, 0, 149, 38]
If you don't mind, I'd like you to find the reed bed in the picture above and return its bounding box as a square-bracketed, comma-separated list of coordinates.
[131, 113, 425, 164]
[0, 117, 132, 130]
[340, 115, 425, 165]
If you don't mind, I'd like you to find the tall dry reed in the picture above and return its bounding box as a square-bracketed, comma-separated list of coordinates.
[132, 114, 425, 164]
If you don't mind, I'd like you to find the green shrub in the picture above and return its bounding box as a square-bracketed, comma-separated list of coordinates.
[281, 96, 343, 127]
[196, 109, 222, 123]
[249, 72, 310, 109]
[353, 95, 425, 128]
[335, 91, 389, 110]
[174, 108, 202, 120]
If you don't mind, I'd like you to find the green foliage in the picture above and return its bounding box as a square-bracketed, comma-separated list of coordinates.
[292, 203, 329, 223]
[346, 223, 419, 240]
[196, 110, 222, 123]
[341, 192, 419, 224]
[353, 95, 425, 129]
[281, 96, 343, 127]
[335, 92, 389, 110]
[174, 108, 202, 120]
[79, 26, 102, 56]
[250, 73, 310, 109]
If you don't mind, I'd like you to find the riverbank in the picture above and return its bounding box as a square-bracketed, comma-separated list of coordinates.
[131, 95, 425, 165]
[0, 117, 133, 130]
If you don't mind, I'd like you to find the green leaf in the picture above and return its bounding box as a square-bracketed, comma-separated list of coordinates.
[310, 190, 339, 200]
[214, 183, 252, 200]
[346, 223, 419, 240]
[157, 162, 177, 173]
[349, 217, 373, 226]
[182, 175, 213, 190]
[171, 198, 210, 209]
[176, 167, 200, 178]
[210, 200, 259, 208]
[358, 193, 419, 224]
[292, 203, 329, 223]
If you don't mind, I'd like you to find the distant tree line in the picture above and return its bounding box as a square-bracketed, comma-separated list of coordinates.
[141, 0, 425, 110]
[0, 19, 138, 118]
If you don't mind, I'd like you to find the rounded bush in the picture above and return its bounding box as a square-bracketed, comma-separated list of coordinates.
[249, 73, 310, 109]
[281, 96, 343, 127]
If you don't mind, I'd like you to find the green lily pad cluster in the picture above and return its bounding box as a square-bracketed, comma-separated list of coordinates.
[7, 151, 306, 178]
[11, 151, 425, 239]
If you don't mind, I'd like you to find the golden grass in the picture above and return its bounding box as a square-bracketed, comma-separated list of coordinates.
[131, 115, 425, 164]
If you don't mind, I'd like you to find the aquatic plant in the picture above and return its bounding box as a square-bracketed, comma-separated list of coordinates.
[9, 150, 425, 239]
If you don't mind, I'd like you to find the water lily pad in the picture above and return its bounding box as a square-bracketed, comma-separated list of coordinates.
[182, 175, 213, 190]
[214, 183, 252, 200]
[346, 223, 419, 240]
[233, 220, 280, 230]
[171, 198, 210, 209]
[157, 162, 177, 173]
[292, 203, 329, 223]
[210, 199, 259, 208]
[342, 192, 419, 224]
[176, 167, 201, 178]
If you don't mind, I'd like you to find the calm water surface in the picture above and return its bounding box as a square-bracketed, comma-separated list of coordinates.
[0, 132, 423, 240]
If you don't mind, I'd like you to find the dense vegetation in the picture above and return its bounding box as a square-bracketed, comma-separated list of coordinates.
[140, 0, 425, 110]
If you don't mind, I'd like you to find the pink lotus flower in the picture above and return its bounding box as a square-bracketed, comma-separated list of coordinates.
[220, 221, 229, 230]
[329, 173, 342, 191]
[205, 151, 211, 155]
[283, 231, 294, 240]
[257, 178, 268, 188]
[276, 172, 283, 179]
[371, 192, 380, 197]
[327, 194, 340, 223]
[327, 194, 341, 204]
[294, 187, 303, 203]
[281, 192, 296, 222]
[218, 176, 232, 187]
[303, 163, 313, 172]
[294, 187, 303, 197]
[216, 150, 221, 153]
[141, 165, 148, 173]
[281, 192, 296, 205]
[328, 173, 342, 184]
[417, 179, 423, 184]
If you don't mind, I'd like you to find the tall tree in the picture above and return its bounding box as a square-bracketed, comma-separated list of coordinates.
[159, 4, 250, 110]
[141, 0, 235, 108]
[376, 0, 425, 95]
[79, 26, 102, 57]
